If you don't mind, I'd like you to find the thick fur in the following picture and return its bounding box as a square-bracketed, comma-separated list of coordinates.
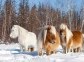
[10, 25, 37, 52]
[66, 31, 83, 53]
[38, 25, 60, 55]
[44, 31, 60, 55]
[60, 23, 83, 53]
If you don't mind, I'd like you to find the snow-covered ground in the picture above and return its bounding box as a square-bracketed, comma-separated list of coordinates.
[0, 43, 84, 62]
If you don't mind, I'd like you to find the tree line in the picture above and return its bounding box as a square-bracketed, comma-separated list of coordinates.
[0, 0, 84, 43]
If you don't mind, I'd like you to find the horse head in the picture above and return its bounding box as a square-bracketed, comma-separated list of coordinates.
[45, 25, 56, 44]
[10, 25, 19, 38]
[60, 23, 67, 37]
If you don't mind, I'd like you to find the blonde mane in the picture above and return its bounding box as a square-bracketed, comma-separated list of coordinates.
[44, 25, 57, 42]
[60, 23, 73, 43]
[50, 26, 56, 36]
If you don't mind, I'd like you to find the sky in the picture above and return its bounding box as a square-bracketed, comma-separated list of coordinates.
[19, 0, 84, 12]
[0, 0, 83, 12]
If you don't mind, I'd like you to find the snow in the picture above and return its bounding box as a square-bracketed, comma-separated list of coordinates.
[0, 43, 84, 62]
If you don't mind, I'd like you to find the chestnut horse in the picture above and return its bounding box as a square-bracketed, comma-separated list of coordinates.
[60, 23, 83, 53]
[37, 25, 60, 55]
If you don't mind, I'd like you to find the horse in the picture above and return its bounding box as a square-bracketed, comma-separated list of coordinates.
[37, 25, 60, 55]
[10, 25, 37, 52]
[60, 23, 83, 53]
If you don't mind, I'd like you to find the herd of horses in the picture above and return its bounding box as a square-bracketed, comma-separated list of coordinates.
[10, 23, 84, 56]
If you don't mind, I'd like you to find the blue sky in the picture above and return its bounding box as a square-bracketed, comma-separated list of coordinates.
[0, 0, 83, 12]
[22, 0, 84, 12]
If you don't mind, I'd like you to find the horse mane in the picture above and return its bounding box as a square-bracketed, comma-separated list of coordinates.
[60, 23, 73, 43]
[38, 27, 47, 45]
[38, 25, 56, 45]
[13, 25, 28, 35]
[49, 26, 56, 36]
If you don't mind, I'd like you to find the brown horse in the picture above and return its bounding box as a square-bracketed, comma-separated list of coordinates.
[37, 25, 60, 55]
[60, 23, 83, 53]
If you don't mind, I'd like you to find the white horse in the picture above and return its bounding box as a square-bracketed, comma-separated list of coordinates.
[10, 25, 37, 52]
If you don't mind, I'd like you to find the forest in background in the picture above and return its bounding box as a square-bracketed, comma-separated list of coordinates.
[0, 0, 84, 43]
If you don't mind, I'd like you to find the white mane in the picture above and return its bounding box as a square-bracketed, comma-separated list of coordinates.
[14, 25, 28, 35]
[60, 23, 73, 43]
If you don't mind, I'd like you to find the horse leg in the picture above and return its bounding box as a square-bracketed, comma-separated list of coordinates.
[73, 48, 76, 53]
[71, 48, 74, 53]
[46, 49, 51, 55]
[66, 40, 73, 53]
[66, 44, 71, 53]
[63, 47, 66, 53]
[38, 48, 43, 56]
[24, 46, 28, 51]
[74, 48, 78, 53]
[30, 47, 34, 52]
[20, 45, 24, 52]
[51, 50, 56, 54]
[20, 46, 23, 52]
[46, 51, 51, 55]
[77, 47, 81, 52]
